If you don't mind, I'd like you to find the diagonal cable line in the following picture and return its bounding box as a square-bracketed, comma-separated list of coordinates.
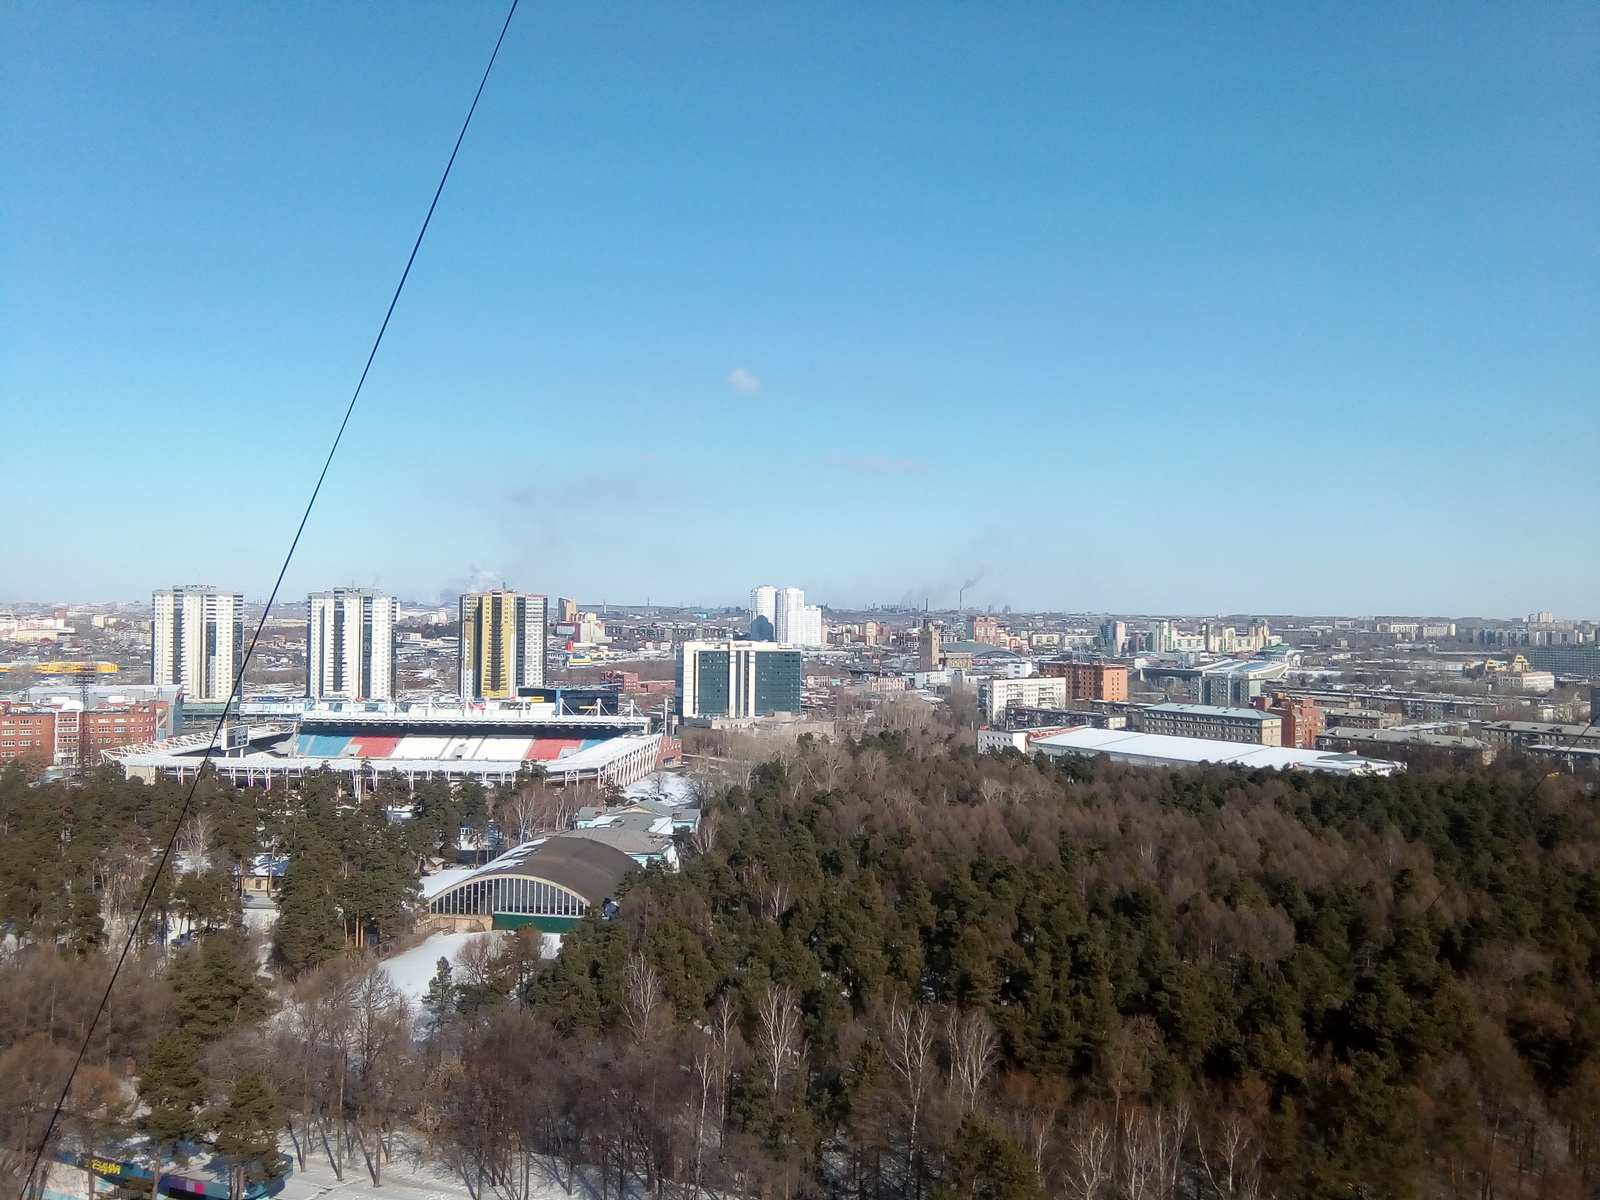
[19, 3, 519, 1194]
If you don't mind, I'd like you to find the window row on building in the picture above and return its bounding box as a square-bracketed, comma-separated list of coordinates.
[428, 874, 587, 918]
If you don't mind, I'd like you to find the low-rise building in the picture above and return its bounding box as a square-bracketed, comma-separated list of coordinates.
[1004, 705, 1123, 731]
[1028, 727, 1400, 776]
[422, 835, 639, 934]
[1135, 702, 1282, 746]
[1493, 670, 1557, 695]
[1320, 706, 1401, 730]
[0, 704, 56, 765]
[1316, 726, 1493, 767]
[977, 726, 1085, 755]
[1477, 721, 1600, 753]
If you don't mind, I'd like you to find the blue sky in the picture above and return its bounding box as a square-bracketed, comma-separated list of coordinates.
[3, 2, 1595, 617]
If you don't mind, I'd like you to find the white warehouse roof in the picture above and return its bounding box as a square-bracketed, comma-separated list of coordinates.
[1027, 727, 1401, 776]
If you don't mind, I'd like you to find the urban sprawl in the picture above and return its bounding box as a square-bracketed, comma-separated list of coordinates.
[4, 587, 1597, 789]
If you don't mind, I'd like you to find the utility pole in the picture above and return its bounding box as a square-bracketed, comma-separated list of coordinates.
[72, 663, 95, 780]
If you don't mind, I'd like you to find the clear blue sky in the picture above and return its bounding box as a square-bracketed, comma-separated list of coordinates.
[3, 2, 1595, 617]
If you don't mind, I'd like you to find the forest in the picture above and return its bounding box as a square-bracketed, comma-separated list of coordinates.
[0, 727, 1596, 1200]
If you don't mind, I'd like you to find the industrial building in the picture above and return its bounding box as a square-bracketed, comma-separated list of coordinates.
[1026, 727, 1400, 776]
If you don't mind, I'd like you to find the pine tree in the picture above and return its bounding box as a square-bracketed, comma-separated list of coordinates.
[213, 1072, 283, 1200]
[272, 831, 342, 974]
[422, 957, 457, 1032]
[169, 929, 270, 1042]
[138, 1033, 204, 1200]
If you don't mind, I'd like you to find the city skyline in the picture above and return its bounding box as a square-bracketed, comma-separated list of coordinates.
[4, 4, 1597, 613]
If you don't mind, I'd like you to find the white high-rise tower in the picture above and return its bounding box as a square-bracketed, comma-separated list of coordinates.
[152, 585, 243, 701]
[307, 589, 398, 700]
[774, 586, 825, 648]
[750, 585, 777, 637]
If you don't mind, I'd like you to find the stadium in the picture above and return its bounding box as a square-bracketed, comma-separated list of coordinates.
[109, 700, 669, 790]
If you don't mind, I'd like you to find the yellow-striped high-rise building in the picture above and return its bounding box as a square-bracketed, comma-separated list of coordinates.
[458, 591, 548, 700]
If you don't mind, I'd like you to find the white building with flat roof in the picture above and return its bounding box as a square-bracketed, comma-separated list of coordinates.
[1030, 727, 1399, 776]
[978, 676, 1070, 723]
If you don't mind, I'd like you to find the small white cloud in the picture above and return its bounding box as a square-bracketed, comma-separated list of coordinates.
[727, 367, 760, 395]
[827, 453, 929, 473]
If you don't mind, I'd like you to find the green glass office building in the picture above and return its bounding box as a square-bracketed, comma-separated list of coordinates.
[677, 641, 803, 718]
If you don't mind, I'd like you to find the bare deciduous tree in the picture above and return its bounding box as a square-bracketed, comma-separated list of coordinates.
[757, 984, 805, 1096]
[886, 1001, 937, 1190]
[176, 812, 213, 874]
[946, 1006, 1001, 1111]
[1196, 1111, 1261, 1200]
[622, 952, 667, 1047]
[1064, 1112, 1113, 1200]
[690, 807, 723, 857]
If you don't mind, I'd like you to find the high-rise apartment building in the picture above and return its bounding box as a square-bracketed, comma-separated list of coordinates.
[749, 585, 777, 640]
[677, 641, 803, 718]
[1098, 620, 1127, 656]
[459, 591, 548, 700]
[775, 587, 804, 643]
[970, 614, 1002, 646]
[774, 587, 824, 648]
[1148, 619, 1176, 654]
[307, 589, 397, 701]
[152, 585, 243, 701]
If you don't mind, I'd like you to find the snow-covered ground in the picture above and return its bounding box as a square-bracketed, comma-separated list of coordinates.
[276, 1135, 609, 1200]
[43, 1135, 604, 1200]
[378, 930, 504, 1002]
[621, 770, 699, 803]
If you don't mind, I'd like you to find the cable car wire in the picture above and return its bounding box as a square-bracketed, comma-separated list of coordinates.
[19, 3, 520, 1193]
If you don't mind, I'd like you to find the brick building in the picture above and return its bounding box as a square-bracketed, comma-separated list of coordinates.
[1040, 660, 1129, 702]
[1255, 692, 1325, 749]
[969, 614, 1003, 646]
[0, 704, 57, 765]
[1, 696, 171, 767]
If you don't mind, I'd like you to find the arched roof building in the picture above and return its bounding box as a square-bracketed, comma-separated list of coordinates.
[425, 835, 638, 932]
